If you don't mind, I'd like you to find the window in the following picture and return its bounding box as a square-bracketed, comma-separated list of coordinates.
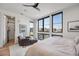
[38, 33, 49, 40]
[38, 34, 44, 40]
[38, 12, 63, 40]
[38, 16, 50, 32]
[52, 12, 63, 33]
[38, 19, 43, 32]
[29, 22, 34, 39]
[38, 16, 50, 40]
[44, 34, 50, 39]
[44, 17, 50, 32]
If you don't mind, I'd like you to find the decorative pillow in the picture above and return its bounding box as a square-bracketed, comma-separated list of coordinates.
[74, 37, 79, 45]
[76, 44, 79, 56]
[19, 36, 25, 39]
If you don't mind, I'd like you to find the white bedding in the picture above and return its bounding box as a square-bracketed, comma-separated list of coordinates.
[9, 37, 76, 56]
[26, 37, 76, 56]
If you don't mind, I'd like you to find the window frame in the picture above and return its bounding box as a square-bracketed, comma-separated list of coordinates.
[38, 33, 50, 40]
[52, 12, 63, 33]
[29, 21, 34, 36]
[43, 16, 50, 32]
[38, 16, 50, 32]
[38, 18, 44, 32]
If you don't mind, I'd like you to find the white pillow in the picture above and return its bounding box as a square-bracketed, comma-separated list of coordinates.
[76, 44, 79, 56]
[74, 37, 79, 45]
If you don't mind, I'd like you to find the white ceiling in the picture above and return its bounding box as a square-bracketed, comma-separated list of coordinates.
[0, 3, 77, 19]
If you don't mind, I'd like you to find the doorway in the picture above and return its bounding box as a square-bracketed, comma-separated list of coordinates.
[6, 15, 15, 43]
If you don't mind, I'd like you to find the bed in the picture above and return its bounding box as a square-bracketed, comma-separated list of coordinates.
[0, 36, 79, 56]
[25, 37, 77, 56]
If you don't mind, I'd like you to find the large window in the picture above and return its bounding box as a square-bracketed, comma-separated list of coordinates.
[44, 17, 50, 32]
[29, 22, 34, 39]
[38, 12, 63, 40]
[38, 16, 50, 40]
[38, 16, 50, 32]
[52, 12, 63, 33]
[38, 19, 43, 32]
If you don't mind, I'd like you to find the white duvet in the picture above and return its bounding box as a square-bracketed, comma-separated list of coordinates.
[25, 37, 76, 56]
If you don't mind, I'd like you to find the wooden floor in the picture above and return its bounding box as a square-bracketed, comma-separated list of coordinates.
[4, 39, 15, 47]
[0, 39, 15, 56]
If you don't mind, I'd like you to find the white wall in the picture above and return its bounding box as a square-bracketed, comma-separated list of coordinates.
[0, 9, 32, 47]
[63, 5, 79, 39]
[15, 16, 31, 43]
[35, 4, 79, 40]
[0, 13, 7, 47]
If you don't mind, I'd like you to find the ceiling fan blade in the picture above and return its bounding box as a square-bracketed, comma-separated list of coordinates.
[23, 3, 40, 11]
[34, 7, 40, 11]
[23, 4, 33, 7]
[33, 3, 39, 8]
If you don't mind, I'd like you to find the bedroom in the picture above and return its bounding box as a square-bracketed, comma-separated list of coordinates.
[0, 3, 79, 56]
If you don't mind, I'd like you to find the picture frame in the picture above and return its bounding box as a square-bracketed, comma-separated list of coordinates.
[67, 20, 79, 32]
[19, 24, 27, 36]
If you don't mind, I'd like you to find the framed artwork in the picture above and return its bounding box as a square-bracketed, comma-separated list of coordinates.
[67, 20, 79, 32]
[19, 24, 27, 36]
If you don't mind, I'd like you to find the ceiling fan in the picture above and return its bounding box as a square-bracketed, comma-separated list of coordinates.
[23, 3, 40, 11]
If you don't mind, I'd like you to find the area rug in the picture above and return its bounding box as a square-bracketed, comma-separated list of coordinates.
[9, 44, 31, 56]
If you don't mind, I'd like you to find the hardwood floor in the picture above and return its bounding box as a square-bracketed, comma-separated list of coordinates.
[4, 39, 15, 47]
[0, 39, 15, 56]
